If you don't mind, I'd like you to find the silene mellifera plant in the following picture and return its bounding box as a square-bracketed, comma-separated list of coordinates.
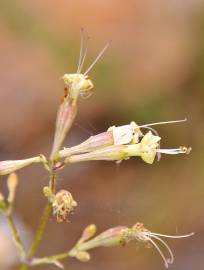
[0, 29, 193, 270]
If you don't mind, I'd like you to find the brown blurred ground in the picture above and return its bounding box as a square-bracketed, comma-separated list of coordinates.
[0, 1, 204, 270]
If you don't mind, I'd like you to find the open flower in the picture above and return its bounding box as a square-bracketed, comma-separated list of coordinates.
[63, 131, 190, 165]
[62, 29, 110, 105]
[50, 31, 110, 159]
[59, 119, 187, 161]
[70, 223, 193, 268]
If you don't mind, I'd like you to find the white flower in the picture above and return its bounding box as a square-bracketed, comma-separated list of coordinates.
[139, 131, 161, 164]
[108, 121, 143, 146]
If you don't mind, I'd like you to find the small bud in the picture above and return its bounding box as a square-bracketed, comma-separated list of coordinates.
[0, 192, 6, 212]
[43, 186, 55, 201]
[7, 173, 18, 204]
[52, 190, 77, 223]
[78, 224, 97, 244]
[76, 251, 90, 262]
[0, 156, 43, 175]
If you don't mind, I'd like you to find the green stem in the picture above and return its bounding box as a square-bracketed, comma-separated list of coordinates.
[28, 170, 56, 258]
[7, 215, 26, 259]
[28, 203, 52, 258]
[31, 251, 70, 266]
[19, 203, 52, 270]
[19, 263, 28, 270]
[19, 171, 56, 270]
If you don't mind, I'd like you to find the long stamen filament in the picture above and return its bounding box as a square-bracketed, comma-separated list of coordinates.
[139, 118, 187, 128]
[148, 234, 174, 264]
[84, 40, 111, 75]
[77, 28, 85, 73]
[148, 232, 194, 239]
[147, 237, 169, 268]
[78, 37, 90, 73]
[157, 148, 190, 155]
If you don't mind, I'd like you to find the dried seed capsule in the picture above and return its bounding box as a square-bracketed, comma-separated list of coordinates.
[52, 190, 77, 223]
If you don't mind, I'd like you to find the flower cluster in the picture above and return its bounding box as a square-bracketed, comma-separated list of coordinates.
[59, 120, 191, 165]
[0, 31, 194, 270]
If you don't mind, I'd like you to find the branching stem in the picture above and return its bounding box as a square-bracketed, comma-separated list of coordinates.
[19, 169, 57, 270]
[7, 215, 26, 260]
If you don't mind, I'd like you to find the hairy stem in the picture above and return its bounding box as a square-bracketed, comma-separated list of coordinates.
[7, 215, 26, 259]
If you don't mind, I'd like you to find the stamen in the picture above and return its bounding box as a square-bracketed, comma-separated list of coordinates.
[135, 227, 193, 268]
[139, 118, 187, 128]
[148, 232, 194, 239]
[78, 36, 90, 74]
[147, 237, 169, 268]
[157, 147, 191, 155]
[84, 40, 111, 75]
[148, 234, 174, 264]
[77, 28, 85, 74]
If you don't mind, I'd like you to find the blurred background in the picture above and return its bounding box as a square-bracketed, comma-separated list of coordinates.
[0, 0, 204, 269]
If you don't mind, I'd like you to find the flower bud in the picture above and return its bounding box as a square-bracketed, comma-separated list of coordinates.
[76, 226, 128, 252]
[0, 192, 6, 212]
[43, 186, 55, 201]
[7, 173, 18, 204]
[52, 190, 77, 223]
[50, 100, 77, 160]
[78, 224, 97, 244]
[0, 156, 44, 175]
[76, 251, 90, 262]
